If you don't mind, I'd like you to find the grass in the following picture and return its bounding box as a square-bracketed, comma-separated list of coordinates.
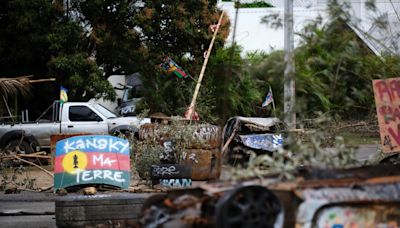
[339, 131, 380, 146]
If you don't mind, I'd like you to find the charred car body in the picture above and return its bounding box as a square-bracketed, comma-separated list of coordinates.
[139, 164, 400, 228]
[222, 117, 286, 165]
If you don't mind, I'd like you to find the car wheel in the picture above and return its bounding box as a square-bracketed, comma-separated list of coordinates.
[215, 185, 283, 228]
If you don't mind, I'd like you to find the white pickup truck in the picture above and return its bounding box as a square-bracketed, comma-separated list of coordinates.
[0, 101, 150, 154]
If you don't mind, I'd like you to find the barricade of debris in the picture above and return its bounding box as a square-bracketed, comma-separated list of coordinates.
[140, 164, 400, 227]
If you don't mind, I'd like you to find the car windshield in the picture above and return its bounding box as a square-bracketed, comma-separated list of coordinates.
[91, 103, 118, 119]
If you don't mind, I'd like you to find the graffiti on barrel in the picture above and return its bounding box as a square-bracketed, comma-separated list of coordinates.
[150, 164, 192, 187]
[54, 135, 131, 191]
[159, 178, 192, 187]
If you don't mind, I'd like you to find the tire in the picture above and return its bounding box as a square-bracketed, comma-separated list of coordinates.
[227, 144, 250, 166]
[4, 139, 33, 155]
[215, 186, 283, 228]
[55, 193, 150, 227]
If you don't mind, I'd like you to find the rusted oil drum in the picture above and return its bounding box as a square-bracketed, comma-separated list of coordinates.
[139, 124, 222, 180]
[181, 148, 221, 181]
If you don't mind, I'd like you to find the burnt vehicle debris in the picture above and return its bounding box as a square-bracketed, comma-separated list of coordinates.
[139, 164, 400, 228]
[222, 117, 287, 165]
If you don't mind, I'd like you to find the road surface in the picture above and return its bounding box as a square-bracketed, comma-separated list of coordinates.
[356, 144, 380, 161]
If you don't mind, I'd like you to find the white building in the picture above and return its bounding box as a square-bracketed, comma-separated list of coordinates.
[218, 0, 400, 56]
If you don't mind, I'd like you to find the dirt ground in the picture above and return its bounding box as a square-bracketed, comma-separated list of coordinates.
[0, 164, 199, 193]
[0, 166, 54, 191]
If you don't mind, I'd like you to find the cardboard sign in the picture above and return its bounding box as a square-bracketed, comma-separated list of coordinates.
[373, 78, 400, 153]
[54, 135, 131, 191]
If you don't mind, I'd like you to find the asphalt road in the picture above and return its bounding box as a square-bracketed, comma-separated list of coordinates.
[355, 144, 380, 161]
[0, 192, 56, 228]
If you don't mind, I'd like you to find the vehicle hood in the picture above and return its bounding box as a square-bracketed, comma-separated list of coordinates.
[107, 116, 151, 128]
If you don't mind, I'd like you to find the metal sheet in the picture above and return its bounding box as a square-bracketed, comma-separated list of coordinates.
[239, 133, 283, 151]
[235, 117, 281, 127]
[54, 135, 131, 191]
[296, 183, 400, 227]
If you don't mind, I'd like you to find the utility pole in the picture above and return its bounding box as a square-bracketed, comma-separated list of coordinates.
[66, 0, 69, 20]
[284, 0, 296, 129]
[232, 1, 240, 46]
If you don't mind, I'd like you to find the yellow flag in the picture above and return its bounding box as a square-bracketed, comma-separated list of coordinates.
[60, 86, 68, 104]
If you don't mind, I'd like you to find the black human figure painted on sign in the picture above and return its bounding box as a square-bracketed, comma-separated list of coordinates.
[384, 135, 396, 151]
[73, 154, 79, 168]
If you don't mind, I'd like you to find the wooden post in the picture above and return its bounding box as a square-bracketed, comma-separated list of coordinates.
[272, 98, 277, 118]
[186, 11, 225, 120]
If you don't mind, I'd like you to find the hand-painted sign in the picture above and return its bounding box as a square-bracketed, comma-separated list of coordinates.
[159, 178, 192, 187]
[151, 164, 192, 187]
[54, 135, 130, 191]
[151, 164, 192, 179]
[373, 78, 400, 153]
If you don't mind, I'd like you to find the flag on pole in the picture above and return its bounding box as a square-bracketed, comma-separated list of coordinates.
[262, 87, 274, 107]
[210, 24, 218, 33]
[160, 57, 189, 78]
[60, 86, 68, 105]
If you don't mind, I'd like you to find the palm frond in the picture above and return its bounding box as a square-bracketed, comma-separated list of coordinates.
[0, 76, 32, 99]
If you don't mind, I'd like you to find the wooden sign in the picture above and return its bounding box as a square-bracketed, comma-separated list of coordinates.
[373, 78, 400, 153]
[54, 135, 131, 191]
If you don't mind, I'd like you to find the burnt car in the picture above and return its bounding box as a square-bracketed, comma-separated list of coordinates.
[139, 164, 400, 228]
[222, 117, 287, 165]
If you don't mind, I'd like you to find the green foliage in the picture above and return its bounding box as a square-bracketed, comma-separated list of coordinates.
[221, 0, 273, 8]
[129, 119, 203, 180]
[139, 43, 263, 123]
[135, 0, 232, 121]
[131, 138, 163, 180]
[239, 2, 273, 8]
[247, 50, 285, 117]
[48, 53, 115, 101]
[256, 1, 400, 120]
[0, 0, 59, 75]
[1, 0, 267, 123]
[0, 0, 117, 115]
[295, 18, 400, 119]
[71, 0, 144, 77]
